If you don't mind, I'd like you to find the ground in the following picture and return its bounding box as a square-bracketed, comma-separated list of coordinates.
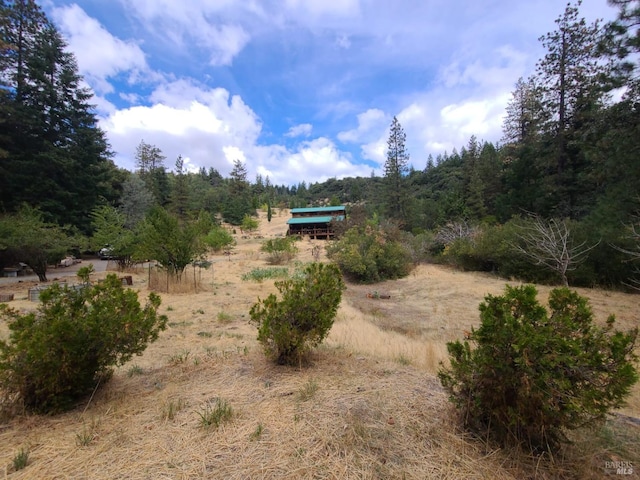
[0, 208, 638, 479]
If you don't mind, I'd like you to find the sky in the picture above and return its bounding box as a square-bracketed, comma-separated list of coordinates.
[42, 0, 619, 186]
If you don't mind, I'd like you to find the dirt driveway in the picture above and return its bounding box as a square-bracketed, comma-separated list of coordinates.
[0, 257, 108, 286]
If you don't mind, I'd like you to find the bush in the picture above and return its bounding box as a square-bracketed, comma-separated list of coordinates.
[260, 237, 298, 265]
[326, 223, 413, 283]
[205, 226, 235, 252]
[438, 285, 638, 451]
[249, 262, 345, 365]
[0, 275, 167, 413]
[439, 220, 561, 284]
[241, 214, 259, 233]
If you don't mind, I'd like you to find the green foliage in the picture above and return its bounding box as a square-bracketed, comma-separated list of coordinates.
[241, 214, 259, 233]
[260, 237, 298, 265]
[0, 275, 167, 413]
[0, 2, 119, 234]
[0, 205, 76, 281]
[326, 222, 413, 283]
[197, 398, 234, 430]
[242, 267, 290, 282]
[438, 285, 638, 451]
[136, 207, 211, 276]
[250, 262, 345, 365]
[90, 204, 138, 269]
[12, 448, 29, 471]
[76, 264, 94, 284]
[204, 226, 235, 252]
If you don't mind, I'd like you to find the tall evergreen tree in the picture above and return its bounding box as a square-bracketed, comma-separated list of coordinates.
[170, 155, 189, 221]
[502, 77, 545, 146]
[135, 140, 168, 206]
[0, 1, 116, 232]
[222, 159, 253, 225]
[602, 0, 640, 85]
[535, 1, 606, 217]
[119, 174, 155, 229]
[383, 116, 410, 225]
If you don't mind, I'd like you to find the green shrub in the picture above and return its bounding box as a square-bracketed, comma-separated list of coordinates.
[0, 274, 167, 413]
[326, 223, 413, 283]
[197, 398, 234, 429]
[241, 214, 259, 233]
[438, 285, 638, 451]
[439, 220, 560, 284]
[260, 237, 298, 265]
[241, 267, 289, 282]
[204, 226, 235, 252]
[250, 262, 345, 365]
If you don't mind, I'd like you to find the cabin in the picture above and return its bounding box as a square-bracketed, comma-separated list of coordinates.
[286, 206, 346, 239]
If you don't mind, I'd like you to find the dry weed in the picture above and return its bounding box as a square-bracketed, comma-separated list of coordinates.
[0, 209, 638, 479]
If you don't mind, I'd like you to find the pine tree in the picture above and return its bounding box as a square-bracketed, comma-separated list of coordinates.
[119, 174, 155, 229]
[0, 1, 116, 232]
[170, 155, 189, 221]
[536, 1, 603, 174]
[135, 140, 168, 206]
[502, 77, 545, 145]
[383, 116, 410, 225]
[535, 1, 606, 217]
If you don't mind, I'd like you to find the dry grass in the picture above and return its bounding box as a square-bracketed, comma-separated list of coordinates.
[0, 208, 638, 479]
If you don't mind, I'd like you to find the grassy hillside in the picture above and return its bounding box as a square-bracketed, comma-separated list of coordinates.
[0, 209, 638, 479]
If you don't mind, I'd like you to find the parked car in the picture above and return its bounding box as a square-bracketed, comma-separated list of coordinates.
[98, 246, 115, 260]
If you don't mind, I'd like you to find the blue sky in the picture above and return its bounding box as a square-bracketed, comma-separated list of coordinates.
[43, 0, 618, 186]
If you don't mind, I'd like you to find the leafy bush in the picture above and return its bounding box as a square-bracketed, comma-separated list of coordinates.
[439, 220, 560, 284]
[136, 207, 211, 276]
[204, 226, 235, 252]
[438, 285, 638, 451]
[250, 262, 345, 365]
[260, 237, 298, 265]
[241, 214, 259, 233]
[0, 275, 167, 413]
[326, 222, 413, 283]
[241, 267, 290, 282]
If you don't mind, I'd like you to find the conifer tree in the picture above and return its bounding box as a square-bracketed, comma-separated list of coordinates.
[0, 0, 116, 232]
[383, 116, 410, 225]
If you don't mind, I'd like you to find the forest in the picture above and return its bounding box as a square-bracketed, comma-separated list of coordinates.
[1, 0, 639, 289]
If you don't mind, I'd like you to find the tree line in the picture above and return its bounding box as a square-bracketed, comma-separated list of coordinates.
[1, 0, 639, 289]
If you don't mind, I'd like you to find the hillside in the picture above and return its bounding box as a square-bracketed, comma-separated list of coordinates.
[0, 209, 638, 479]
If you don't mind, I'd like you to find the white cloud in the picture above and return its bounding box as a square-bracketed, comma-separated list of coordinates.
[52, 4, 149, 94]
[99, 81, 372, 185]
[284, 0, 360, 18]
[338, 108, 386, 143]
[99, 82, 261, 173]
[119, 0, 252, 66]
[276, 137, 369, 184]
[204, 24, 250, 66]
[285, 123, 313, 138]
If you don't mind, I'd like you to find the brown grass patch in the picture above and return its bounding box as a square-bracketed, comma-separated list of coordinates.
[0, 209, 638, 478]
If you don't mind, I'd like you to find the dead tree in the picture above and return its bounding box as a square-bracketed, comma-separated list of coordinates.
[611, 217, 640, 290]
[514, 216, 599, 286]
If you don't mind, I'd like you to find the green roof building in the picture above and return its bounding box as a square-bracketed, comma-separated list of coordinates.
[286, 206, 346, 239]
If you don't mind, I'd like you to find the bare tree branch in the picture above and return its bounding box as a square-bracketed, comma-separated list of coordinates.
[435, 220, 480, 246]
[610, 215, 640, 290]
[513, 216, 600, 286]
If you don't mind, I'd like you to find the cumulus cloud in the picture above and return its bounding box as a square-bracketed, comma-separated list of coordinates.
[99, 81, 260, 172]
[338, 108, 386, 143]
[47, 0, 619, 185]
[52, 4, 149, 94]
[99, 81, 371, 185]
